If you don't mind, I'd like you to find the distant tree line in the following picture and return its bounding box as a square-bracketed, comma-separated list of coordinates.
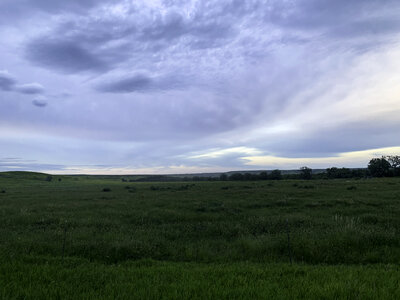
[118, 155, 399, 182]
[218, 167, 362, 181]
[221, 156, 400, 181]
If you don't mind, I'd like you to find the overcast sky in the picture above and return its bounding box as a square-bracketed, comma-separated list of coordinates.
[1, 0, 400, 174]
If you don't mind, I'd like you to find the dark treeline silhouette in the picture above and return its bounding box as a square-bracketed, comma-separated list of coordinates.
[120, 155, 399, 182]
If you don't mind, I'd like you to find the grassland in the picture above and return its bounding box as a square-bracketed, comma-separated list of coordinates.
[0, 172, 399, 299]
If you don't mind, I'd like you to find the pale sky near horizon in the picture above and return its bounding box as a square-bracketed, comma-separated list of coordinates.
[1, 0, 400, 174]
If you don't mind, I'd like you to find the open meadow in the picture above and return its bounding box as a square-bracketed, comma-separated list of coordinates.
[0, 172, 399, 299]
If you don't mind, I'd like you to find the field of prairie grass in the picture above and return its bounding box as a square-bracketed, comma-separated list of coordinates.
[0, 172, 399, 299]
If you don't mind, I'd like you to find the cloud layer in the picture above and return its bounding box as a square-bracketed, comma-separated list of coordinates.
[1, 0, 400, 173]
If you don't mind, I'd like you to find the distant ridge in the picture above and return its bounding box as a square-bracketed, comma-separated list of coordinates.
[0, 168, 366, 178]
[0, 171, 50, 180]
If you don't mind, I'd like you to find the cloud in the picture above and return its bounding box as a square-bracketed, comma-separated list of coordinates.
[23, 2, 240, 75]
[267, 0, 400, 42]
[243, 146, 400, 170]
[26, 39, 109, 73]
[97, 74, 153, 93]
[15, 83, 44, 94]
[32, 98, 47, 107]
[0, 70, 45, 96]
[96, 73, 184, 93]
[0, 0, 112, 24]
[1, 0, 400, 174]
[0, 71, 17, 91]
[0, 157, 66, 172]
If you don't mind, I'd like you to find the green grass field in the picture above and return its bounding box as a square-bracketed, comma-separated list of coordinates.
[0, 172, 399, 299]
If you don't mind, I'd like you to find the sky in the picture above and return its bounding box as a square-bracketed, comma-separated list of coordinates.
[0, 0, 400, 174]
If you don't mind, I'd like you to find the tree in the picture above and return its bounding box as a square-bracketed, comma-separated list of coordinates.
[269, 169, 282, 180]
[368, 157, 391, 177]
[229, 173, 244, 181]
[219, 173, 228, 181]
[326, 167, 352, 179]
[300, 166, 312, 180]
[351, 169, 367, 178]
[259, 171, 268, 180]
[243, 173, 252, 180]
[384, 155, 400, 176]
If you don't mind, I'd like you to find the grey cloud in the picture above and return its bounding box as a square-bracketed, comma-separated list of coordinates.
[259, 117, 400, 158]
[268, 0, 400, 39]
[329, 18, 400, 39]
[142, 11, 187, 41]
[0, 71, 17, 91]
[26, 39, 109, 73]
[24, 3, 240, 75]
[141, 10, 235, 43]
[17, 0, 400, 77]
[96, 74, 184, 93]
[0, 0, 112, 24]
[22, 0, 107, 13]
[2, 0, 400, 173]
[15, 83, 45, 95]
[0, 71, 45, 96]
[32, 99, 47, 107]
[97, 74, 153, 93]
[0, 159, 66, 172]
